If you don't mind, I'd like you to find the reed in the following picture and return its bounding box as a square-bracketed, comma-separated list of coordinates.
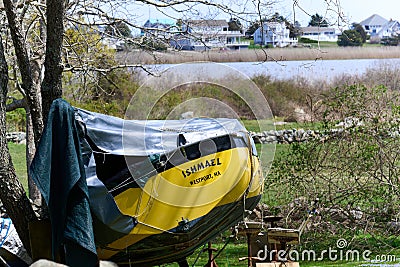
[118, 46, 400, 65]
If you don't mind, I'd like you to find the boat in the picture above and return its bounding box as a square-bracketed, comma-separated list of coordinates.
[75, 107, 264, 266]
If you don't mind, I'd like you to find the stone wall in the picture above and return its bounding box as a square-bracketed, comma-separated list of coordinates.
[251, 129, 321, 144]
[6, 132, 26, 144]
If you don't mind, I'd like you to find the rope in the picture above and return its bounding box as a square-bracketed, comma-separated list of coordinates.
[203, 235, 233, 267]
[0, 219, 11, 248]
[191, 243, 207, 267]
[0, 219, 4, 248]
[242, 131, 257, 220]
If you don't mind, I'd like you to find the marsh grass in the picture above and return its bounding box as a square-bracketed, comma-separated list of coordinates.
[119, 46, 400, 65]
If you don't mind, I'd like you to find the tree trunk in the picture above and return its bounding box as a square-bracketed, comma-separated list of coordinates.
[3, 0, 44, 145]
[26, 110, 42, 204]
[0, 36, 36, 256]
[41, 0, 65, 121]
[28, 47, 45, 205]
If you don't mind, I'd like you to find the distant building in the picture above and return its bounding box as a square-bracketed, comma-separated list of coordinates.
[171, 19, 249, 50]
[254, 22, 298, 47]
[379, 20, 400, 38]
[141, 18, 178, 38]
[359, 14, 388, 36]
[359, 14, 400, 40]
[300, 27, 338, 42]
[169, 34, 195, 50]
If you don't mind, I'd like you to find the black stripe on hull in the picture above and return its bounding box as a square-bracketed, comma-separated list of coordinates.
[106, 195, 261, 266]
[92, 134, 248, 196]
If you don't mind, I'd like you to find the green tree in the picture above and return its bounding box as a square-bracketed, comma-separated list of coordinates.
[268, 12, 286, 23]
[246, 19, 264, 36]
[105, 21, 132, 38]
[381, 34, 400, 46]
[352, 23, 367, 43]
[286, 20, 301, 38]
[308, 13, 328, 27]
[64, 25, 118, 98]
[228, 18, 242, 32]
[337, 29, 363, 46]
[267, 13, 301, 38]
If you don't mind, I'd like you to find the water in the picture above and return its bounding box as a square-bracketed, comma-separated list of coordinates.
[144, 58, 400, 83]
[226, 58, 400, 82]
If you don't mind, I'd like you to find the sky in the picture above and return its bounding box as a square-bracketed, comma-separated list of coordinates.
[132, 0, 400, 31]
[277, 0, 400, 27]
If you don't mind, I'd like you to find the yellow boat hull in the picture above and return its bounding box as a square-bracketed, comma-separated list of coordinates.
[94, 135, 263, 265]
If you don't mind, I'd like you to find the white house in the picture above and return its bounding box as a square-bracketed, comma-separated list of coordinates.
[359, 14, 400, 42]
[171, 20, 249, 50]
[359, 14, 388, 36]
[378, 20, 400, 38]
[300, 27, 338, 42]
[254, 22, 298, 47]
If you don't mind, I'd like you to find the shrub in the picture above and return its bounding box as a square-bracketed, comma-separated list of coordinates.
[6, 108, 26, 132]
[299, 37, 318, 44]
[252, 75, 322, 122]
[65, 68, 140, 118]
[268, 84, 400, 252]
[147, 83, 254, 120]
[337, 29, 363, 46]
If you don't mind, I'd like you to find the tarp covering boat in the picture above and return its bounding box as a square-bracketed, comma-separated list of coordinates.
[30, 99, 264, 266]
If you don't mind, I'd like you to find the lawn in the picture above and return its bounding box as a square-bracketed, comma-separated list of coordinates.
[250, 40, 384, 49]
[165, 240, 248, 267]
[8, 142, 28, 193]
[241, 119, 322, 133]
[163, 237, 400, 267]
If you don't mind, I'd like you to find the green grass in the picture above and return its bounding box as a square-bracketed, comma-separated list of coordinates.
[161, 233, 400, 266]
[8, 142, 28, 193]
[298, 41, 383, 49]
[241, 119, 275, 132]
[164, 239, 248, 267]
[242, 119, 323, 133]
[298, 41, 338, 48]
[301, 261, 400, 266]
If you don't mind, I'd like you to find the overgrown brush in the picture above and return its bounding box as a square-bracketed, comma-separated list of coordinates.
[65, 67, 140, 118]
[265, 84, 400, 253]
[253, 75, 328, 122]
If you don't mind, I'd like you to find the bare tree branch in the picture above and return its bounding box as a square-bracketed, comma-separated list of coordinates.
[64, 64, 155, 75]
[6, 96, 26, 111]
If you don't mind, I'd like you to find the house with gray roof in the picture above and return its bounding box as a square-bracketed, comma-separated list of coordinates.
[359, 14, 400, 41]
[359, 14, 389, 36]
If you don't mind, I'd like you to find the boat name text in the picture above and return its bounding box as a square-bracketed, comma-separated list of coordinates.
[182, 158, 221, 178]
